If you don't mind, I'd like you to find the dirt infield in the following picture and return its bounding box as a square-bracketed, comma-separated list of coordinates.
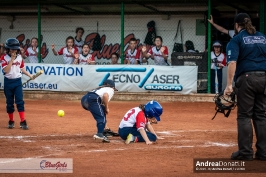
[0, 98, 264, 177]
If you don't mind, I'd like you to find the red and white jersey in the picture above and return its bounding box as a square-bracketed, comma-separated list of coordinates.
[78, 54, 95, 65]
[125, 48, 142, 64]
[148, 46, 169, 65]
[25, 47, 38, 63]
[119, 107, 148, 131]
[57, 47, 78, 64]
[1, 54, 24, 79]
[74, 38, 84, 54]
[211, 51, 226, 69]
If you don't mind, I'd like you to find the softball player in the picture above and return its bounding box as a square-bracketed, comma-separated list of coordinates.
[125, 38, 142, 65]
[74, 44, 95, 65]
[1, 38, 34, 130]
[0, 43, 4, 58]
[74, 27, 85, 54]
[211, 41, 226, 93]
[21, 37, 39, 63]
[51, 36, 79, 64]
[81, 79, 118, 143]
[142, 36, 169, 65]
[110, 53, 120, 65]
[118, 100, 163, 145]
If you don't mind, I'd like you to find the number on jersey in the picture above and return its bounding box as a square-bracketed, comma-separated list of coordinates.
[123, 109, 135, 121]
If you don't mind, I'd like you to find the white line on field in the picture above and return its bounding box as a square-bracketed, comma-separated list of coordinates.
[0, 153, 63, 164]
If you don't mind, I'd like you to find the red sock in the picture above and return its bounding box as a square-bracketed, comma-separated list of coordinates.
[135, 137, 138, 143]
[19, 112, 25, 122]
[8, 113, 14, 121]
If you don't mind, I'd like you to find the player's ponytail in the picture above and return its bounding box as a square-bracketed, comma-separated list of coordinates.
[243, 18, 256, 34]
[139, 104, 145, 111]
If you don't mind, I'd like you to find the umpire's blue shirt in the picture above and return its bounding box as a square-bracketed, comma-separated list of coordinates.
[226, 29, 266, 81]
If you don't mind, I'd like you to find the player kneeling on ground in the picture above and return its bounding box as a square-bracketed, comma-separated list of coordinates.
[118, 100, 163, 145]
[81, 79, 118, 143]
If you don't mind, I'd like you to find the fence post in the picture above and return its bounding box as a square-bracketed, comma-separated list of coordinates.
[120, 2, 125, 64]
[207, 0, 212, 93]
[38, 3, 42, 63]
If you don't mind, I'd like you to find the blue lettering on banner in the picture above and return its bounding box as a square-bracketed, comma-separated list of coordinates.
[22, 82, 58, 90]
[25, 66, 83, 76]
[144, 84, 183, 91]
[243, 36, 266, 44]
[96, 66, 187, 92]
[139, 68, 154, 88]
[99, 73, 110, 86]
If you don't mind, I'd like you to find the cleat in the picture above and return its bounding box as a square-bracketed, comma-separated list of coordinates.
[102, 136, 110, 143]
[125, 133, 134, 144]
[103, 128, 119, 137]
[20, 120, 28, 130]
[103, 132, 113, 137]
[93, 133, 110, 143]
[8, 121, 15, 129]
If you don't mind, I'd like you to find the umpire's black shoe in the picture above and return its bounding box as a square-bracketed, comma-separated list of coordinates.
[255, 153, 266, 161]
[8, 121, 15, 129]
[20, 120, 28, 130]
[231, 151, 253, 161]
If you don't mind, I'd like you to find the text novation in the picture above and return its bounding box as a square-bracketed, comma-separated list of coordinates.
[25, 66, 83, 76]
[195, 160, 245, 167]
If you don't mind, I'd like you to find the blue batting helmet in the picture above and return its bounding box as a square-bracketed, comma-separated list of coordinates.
[5, 38, 20, 50]
[144, 100, 163, 121]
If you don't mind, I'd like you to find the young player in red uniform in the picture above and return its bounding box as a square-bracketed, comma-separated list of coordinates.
[125, 38, 142, 65]
[142, 36, 169, 65]
[1, 38, 34, 130]
[51, 36, 79, 64]
[118, 100, 163, 145]
[74, 44, 95, 65]
[21, 37, 39, 63]
[74, 27, 85, 54]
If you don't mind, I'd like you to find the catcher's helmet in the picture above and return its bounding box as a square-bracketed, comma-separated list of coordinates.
[103, 79, 118, 91]
[5, 38, 20, 50]
[212, 92, 237, 120]
[144, 100, 163, 121]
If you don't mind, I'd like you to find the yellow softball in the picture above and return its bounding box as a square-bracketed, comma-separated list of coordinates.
[57, 110, 65, 117]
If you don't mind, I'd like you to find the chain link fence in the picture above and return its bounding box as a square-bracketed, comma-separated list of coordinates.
[2, 1, 260, 93]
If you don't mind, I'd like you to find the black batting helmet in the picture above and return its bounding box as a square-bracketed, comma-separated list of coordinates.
[5, 38, 20, 50]
[212, 91, 237, 120]
[103, 79, 118, 91]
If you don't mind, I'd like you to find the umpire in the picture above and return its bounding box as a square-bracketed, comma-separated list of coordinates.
[224, 13, 266, 160]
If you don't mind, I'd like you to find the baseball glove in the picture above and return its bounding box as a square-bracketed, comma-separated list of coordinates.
[212, 91, 237, 120]
[103, 128, 119, 137]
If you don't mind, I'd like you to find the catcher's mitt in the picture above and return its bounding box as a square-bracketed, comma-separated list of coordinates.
[212, 91, 237, 120]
